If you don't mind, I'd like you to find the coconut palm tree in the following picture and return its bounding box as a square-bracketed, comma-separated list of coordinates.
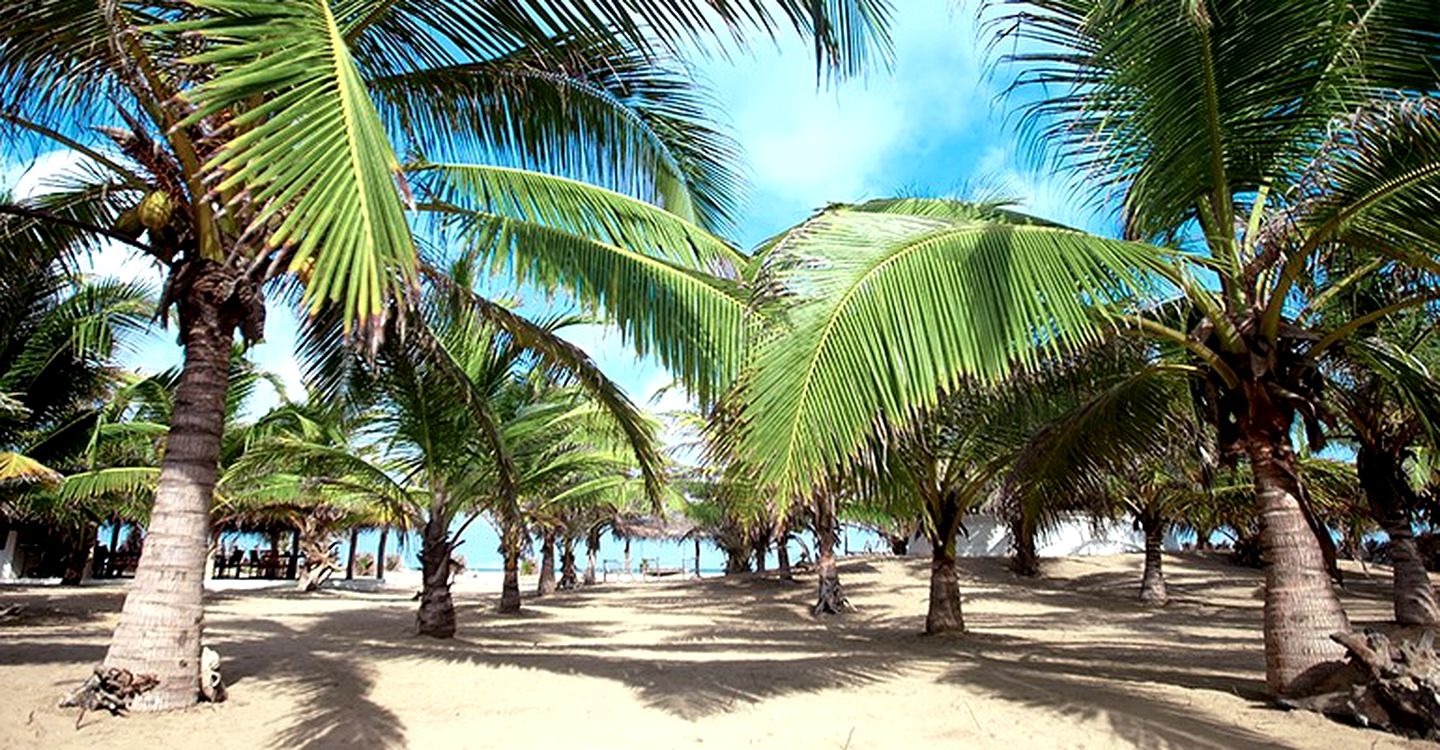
[734, 1, 1440, 695]
[0, 256, 152, 582]
[1312, 271, 1440, 624]
[1, 0, 890, 707]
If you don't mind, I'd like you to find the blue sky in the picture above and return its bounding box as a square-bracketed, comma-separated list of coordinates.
[3, 0, 1100, 419]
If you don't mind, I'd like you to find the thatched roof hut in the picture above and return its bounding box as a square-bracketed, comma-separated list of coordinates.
[610, 514, 704, 541]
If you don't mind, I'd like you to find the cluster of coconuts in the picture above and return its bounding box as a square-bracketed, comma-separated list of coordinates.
[112, 190, 175, 239]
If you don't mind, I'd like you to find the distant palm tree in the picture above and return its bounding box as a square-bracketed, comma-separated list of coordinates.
[0, 245, 151, 582]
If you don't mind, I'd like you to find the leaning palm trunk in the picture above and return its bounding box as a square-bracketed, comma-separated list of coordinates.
[537, 529, 557, 596]
[1138, 514, 1168, 606]
[416, 512, 456, 638]
[812, 493, 849, 615]
[1246, 426, 1350, 696]
[103, 268, 239, 710]
[924, 496, 965, 634]
[1358, 447, 1440, 626]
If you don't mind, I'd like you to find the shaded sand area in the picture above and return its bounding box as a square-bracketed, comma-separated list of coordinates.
[1, 554, 1431, 750]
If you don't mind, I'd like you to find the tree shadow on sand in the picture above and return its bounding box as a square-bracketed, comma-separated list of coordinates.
[212, 617, 406, 750]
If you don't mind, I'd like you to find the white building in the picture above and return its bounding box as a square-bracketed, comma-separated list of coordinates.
[906, 513, 1186, 557]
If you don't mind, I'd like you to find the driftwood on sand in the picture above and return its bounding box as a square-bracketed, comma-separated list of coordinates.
[60, 667, 159, 727]
[1281, 629, 1440, 739]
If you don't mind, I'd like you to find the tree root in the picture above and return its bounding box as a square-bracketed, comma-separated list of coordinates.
[1280, 629, 1440, 739]
[60, 666, 159, 728]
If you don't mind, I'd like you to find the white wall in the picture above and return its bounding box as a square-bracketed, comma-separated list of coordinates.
[908, 513, 1184, 558]
[0, 530, 19, 579]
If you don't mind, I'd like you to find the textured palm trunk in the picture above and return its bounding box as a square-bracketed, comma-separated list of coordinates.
[583, 528, 600, 585]
[1357, 446, 1440, 626]
[812, 494, 849, 615]
[752, 531, 768, 573]
[924, 496, 965, 634]
[723, 543, 751, 574]
[1247, 429, 1350, 696]
[558, 535, 578, 590]
[776, 531, 793, 581]
[60, 523, 96, 586]
[499, 532, 522, 613]
[102, 268, 236, 711]
[416, 512, 455, 638]
[537, 529, 557, 596]
[376, 526, 388, 582]
[344, 527, 358, 580]
[1009, 515, 1039, 577]
[1138, 513, 1168, 606]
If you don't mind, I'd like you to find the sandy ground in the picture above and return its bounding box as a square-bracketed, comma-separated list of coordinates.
[0, 553, 1432, 750]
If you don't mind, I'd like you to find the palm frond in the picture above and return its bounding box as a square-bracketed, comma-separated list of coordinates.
[375, 39, 745, 233]
[737, 201, 1167, 493]
[166, 0, 417, 337]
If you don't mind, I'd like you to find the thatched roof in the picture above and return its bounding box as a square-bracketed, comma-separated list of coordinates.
[611, 514, 702, 541]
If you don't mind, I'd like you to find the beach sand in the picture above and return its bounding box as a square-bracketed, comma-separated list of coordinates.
[0, 553, 1428, 750]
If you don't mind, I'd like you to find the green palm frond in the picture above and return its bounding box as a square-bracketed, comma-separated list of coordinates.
[450, 214, 749, 403]
[339, 0, 892, 79]
[421, 264, 666, 499]
[165, 0, 417, 335]
[419, 163, 744, 272]
[59, 465, 158, 501]
[1294, 97, 1440, 266]
[737, 201, 1167, 493]
[988, 0, 1439, 241]
[375, 39, 745, 233]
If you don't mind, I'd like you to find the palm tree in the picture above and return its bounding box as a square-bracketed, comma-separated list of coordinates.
[1315, 273, 1440, 624]
[734, 2, 1440, 695]
[0, 235, 151, 582]
[2, 1, 890, 708]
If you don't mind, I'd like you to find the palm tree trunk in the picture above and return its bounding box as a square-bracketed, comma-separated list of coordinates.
[583, 528, 600, 585]
[776, 531, 793, 581]
[1357, 446, 1440, 626]
[60, 523, 96, 586]
[723, 543, 751, 574]
[102, 270, 236, 710]
[376, 526, 388, 582]
[693, 536, 702, 578]
[752, 531, 768, 573]
[1138, 512, 1168, 606]
[558, 536, 578, 590]
[416, 512, 455, 638]
[1009, 514, 1039, 577]
[812, 493, 849, 615]
[344, 527, 358, 580]
[537, 528, 557, 596]
[1246, 429, 1350, 696]
[500, 542, 522, 613]
[286, 529, 300, 581]
[925, 495, 965, 635]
